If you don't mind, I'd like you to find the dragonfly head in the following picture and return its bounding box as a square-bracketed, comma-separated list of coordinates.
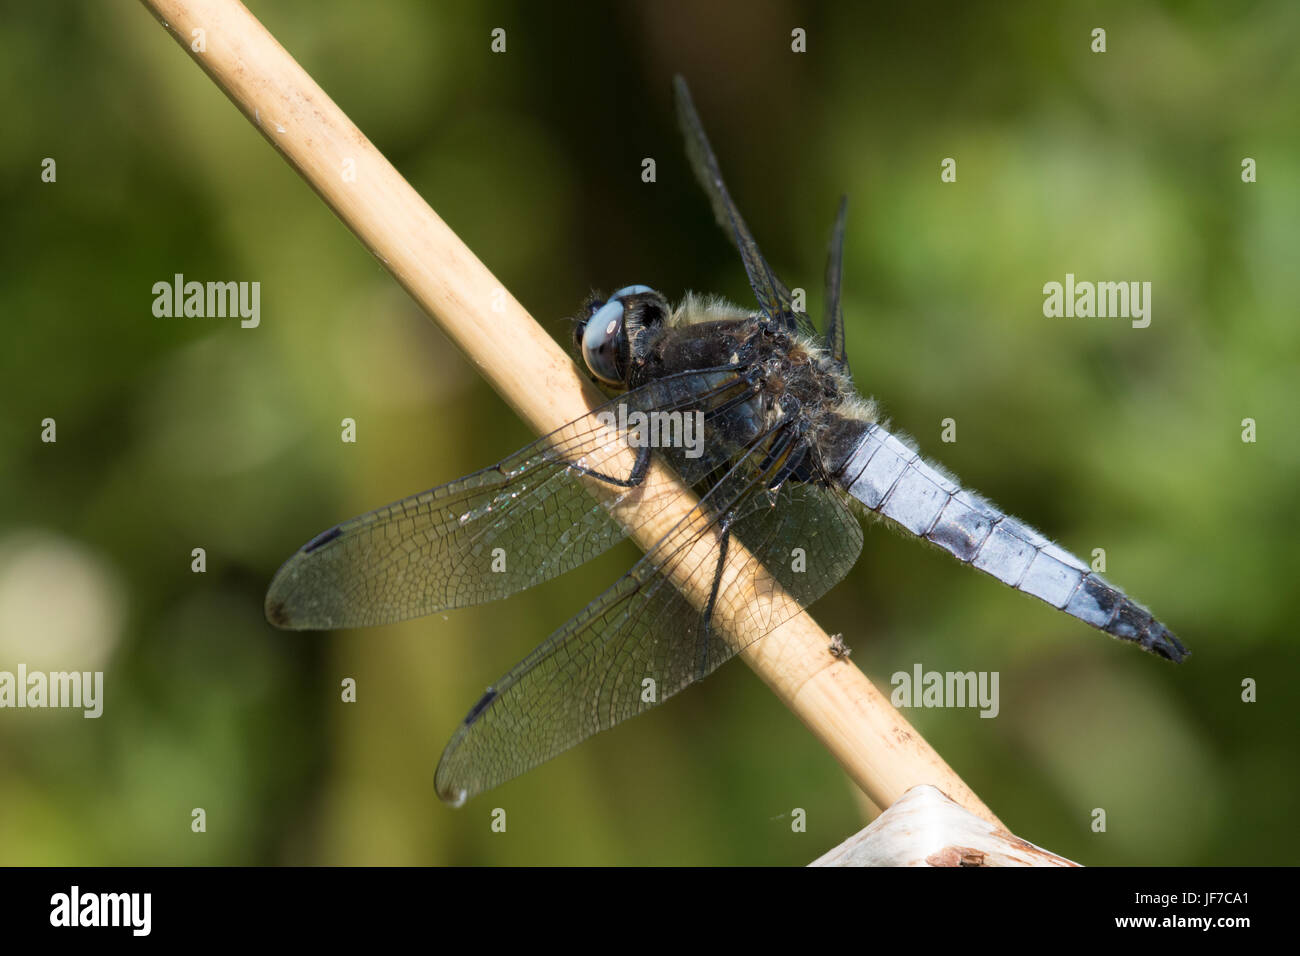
[573, 284, 668, 387]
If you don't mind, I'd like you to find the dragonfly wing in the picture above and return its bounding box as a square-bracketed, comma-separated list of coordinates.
[673, 76, 815, 338]
[434, 426, 863, 804]
[266, 365, 750, 630]
[823, 195, 850, 374]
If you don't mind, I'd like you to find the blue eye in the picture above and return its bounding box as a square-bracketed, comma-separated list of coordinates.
[581, 299, 627, 385]
[613, 284, 654, 299]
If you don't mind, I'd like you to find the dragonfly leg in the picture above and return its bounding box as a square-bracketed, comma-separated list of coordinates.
[696, 512, 734, 681]
[562, 443, 653, 488]
[695, 431, 807, 678]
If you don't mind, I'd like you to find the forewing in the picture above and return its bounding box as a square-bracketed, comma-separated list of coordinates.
[673, 76, 814, 337]
[266, 365, 749, 630]
[824, 195, 850, 374]
[434, 429, 864, 804]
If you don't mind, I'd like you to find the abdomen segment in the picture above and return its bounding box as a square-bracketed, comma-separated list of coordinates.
[835, 423, 1188, 662]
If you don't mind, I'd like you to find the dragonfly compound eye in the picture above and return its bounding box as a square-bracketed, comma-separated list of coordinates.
[581, 297, 629, 385]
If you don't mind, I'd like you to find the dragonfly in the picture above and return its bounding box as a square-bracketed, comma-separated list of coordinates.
[266, 77, 1188, 806]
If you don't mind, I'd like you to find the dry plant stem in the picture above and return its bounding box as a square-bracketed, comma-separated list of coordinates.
[138, 0, 1003, 827]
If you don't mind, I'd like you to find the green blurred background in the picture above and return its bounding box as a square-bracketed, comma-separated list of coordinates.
[1, 0, 1296, 865]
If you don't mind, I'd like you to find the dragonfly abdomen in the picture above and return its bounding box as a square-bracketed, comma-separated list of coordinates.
[835, 423, 1189, 662]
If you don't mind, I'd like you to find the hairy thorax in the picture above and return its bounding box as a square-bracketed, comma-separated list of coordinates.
[626, 294, 877, 479]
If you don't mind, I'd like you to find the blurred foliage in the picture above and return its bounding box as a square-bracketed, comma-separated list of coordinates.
[0, 0, 1296, 864]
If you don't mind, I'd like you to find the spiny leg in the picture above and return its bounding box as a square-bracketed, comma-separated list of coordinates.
[696, 511, 734, 681]
[693, 436, 810, 680]
[564, 443, 652, 488]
